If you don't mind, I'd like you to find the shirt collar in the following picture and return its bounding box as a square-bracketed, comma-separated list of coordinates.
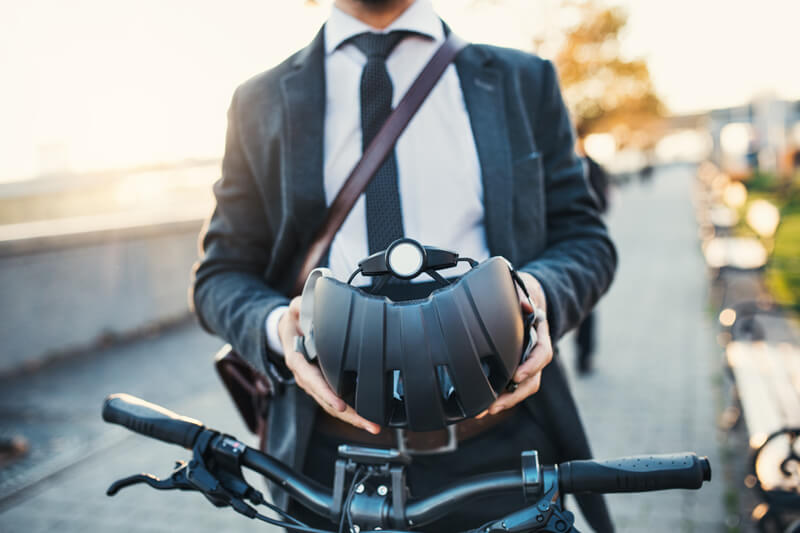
[324, 0, 443, 55]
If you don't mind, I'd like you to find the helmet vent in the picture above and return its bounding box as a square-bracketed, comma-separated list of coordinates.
[339, 370, 358, 405]
[436, 365, 467, 420]
[480, 355, 509, 395]
[387, 370, 408, 427]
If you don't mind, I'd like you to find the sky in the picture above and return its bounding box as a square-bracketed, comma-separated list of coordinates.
[0, 0, 797, 182]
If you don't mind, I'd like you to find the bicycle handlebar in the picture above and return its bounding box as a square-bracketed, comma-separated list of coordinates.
[102, 393, 712, 530]
[102, 393, 204, 449]
[240, 446, 334, 517]
[559, 454, 710, 494]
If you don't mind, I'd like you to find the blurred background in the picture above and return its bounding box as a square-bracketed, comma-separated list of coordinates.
[1, 0, 799, 531]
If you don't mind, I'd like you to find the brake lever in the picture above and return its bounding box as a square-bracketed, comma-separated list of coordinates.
[106, 461, 193, 496]
[478, 464, 576, 532]
[106, 431, 264, 520]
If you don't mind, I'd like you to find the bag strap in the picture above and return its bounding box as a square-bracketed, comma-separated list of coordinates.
[292, 33, 469, 295]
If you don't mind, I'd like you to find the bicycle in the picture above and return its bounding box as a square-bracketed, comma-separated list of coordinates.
[102, 393, 712, 533]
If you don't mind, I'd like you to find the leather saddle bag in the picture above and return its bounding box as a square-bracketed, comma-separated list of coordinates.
[214, 345, 271, 446]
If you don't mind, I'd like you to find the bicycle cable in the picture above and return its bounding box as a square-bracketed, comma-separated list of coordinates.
[253, 512, 336, 533]
[250, 464, 416, 533]
[260, 498, 311, 528]
[340, 466, 367, 533]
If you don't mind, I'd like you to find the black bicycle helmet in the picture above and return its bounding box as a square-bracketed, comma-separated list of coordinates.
[296, 239, 540, 432]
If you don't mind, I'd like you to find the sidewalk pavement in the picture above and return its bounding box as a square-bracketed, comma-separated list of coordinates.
[0, 164, 726, 532]
[560, 165, 725, 532]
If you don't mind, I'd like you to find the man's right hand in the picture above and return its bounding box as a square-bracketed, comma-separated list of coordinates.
[278, 296, 381, 435]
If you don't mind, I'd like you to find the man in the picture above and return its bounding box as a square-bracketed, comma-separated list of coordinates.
[191, 0, 616, 531]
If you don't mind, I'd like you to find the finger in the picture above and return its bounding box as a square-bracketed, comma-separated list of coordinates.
[278, 311, 304, 348]
[300, 363, 347, 412]
[287, 359, 381, 434]
[286, 351, 347, 412]
[303, 382, 359, 430]
[334, 405, 382, 435]
[488, 372, 542, 415]
[513, 321, 552, 383]
[514, 345, 548, 383]
[475, 409, 489, 420]
[312, 390, 380, 433]
[287, 298, 304, 334]
[516, 272, 546, 309]
[515, 283, 535, 314]
[306, 386, 381, 434]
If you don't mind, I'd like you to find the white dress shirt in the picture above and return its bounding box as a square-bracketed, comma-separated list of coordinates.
[266, 0, 488, 354]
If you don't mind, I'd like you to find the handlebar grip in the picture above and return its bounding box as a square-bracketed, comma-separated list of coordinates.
[559, 453, 711, 494]
[102, 393, 205, 449]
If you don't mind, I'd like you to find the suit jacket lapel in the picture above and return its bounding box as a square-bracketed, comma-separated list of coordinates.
[280, 27, 327, 245]
[454, 46, 515, 263]
[279, 30, 515, 264]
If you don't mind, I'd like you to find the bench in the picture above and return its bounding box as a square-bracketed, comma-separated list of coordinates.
[725, 335, 800, 531]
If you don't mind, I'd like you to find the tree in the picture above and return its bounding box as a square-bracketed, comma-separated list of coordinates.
[542, 1, 664, 144]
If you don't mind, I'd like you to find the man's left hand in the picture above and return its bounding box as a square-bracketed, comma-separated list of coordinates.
[478, 271, 553, 418]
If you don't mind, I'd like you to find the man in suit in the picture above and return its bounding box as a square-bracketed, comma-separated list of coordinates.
[191, 0, 616, 530]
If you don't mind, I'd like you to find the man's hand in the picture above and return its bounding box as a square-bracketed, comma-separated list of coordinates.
[478, 272, 553, 418]
[278, 296, 381, 435]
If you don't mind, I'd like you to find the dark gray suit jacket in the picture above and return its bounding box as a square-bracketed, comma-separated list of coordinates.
[191, 27, 617, 532]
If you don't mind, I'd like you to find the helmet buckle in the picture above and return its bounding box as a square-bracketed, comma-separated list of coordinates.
[394, 425, 458, 456]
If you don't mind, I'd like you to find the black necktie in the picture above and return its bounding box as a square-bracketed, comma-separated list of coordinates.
[348, 31, 411, 254]
[349, 32, 458, 397]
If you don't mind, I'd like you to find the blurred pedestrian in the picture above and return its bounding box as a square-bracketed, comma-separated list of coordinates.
[639, 160, 654, 185]
[575, 132, 611, 376]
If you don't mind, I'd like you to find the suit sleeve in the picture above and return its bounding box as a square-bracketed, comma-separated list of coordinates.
[519, 60, 617, 341]
[190, 88, 289, 375]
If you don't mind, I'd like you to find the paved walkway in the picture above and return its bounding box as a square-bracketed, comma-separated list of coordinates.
[0, 164, 725, 532]
[560, 166, 724, 531]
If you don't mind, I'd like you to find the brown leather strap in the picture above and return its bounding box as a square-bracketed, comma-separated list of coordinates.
[292, 33, 469, 295]
[316, 405, 518, 451]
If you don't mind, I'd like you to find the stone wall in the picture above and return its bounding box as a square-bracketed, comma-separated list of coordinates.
[0, 214, 205, 374]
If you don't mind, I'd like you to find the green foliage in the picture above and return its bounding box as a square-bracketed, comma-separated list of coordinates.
[745, 171, 779, 193]
[765, 211, 800, 310]
[742, 172, 800, 309]
[736, 171, 800, 311]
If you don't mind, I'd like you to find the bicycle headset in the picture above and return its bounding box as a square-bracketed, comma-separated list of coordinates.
[295, 238, 541, 432]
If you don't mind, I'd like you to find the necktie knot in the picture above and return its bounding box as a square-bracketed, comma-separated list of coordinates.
[348, 30, 413, 60]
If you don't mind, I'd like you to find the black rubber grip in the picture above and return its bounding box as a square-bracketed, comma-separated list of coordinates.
[102, 393, 205, 449]
[559, 453, 711, 494]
